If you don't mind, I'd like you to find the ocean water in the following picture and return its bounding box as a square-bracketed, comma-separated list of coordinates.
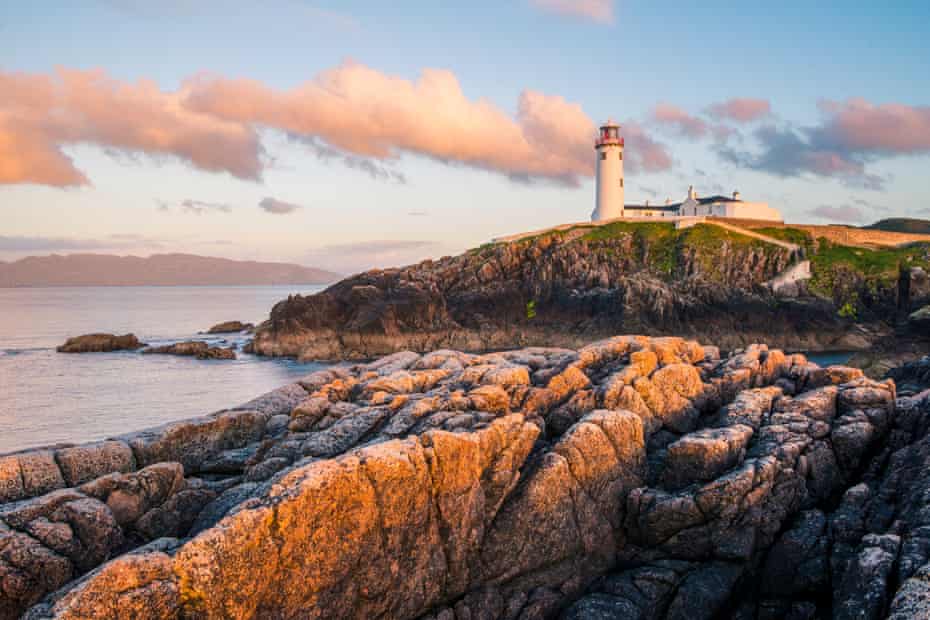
[0, 286, 326, 453]
[805, 351, 853, 367]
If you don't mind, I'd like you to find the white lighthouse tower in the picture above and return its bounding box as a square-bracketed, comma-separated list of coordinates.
[591, 119, 624, 221]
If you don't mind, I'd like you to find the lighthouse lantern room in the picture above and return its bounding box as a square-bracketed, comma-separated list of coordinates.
[591, 120, 624, 222]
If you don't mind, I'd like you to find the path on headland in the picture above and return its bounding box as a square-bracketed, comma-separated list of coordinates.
[702, 219, 800, 253]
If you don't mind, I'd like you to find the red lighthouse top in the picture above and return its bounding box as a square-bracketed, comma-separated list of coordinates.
[595, 119, 624, 148]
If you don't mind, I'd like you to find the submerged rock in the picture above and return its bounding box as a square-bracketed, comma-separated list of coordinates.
[7, 335, 930, 619]
[142, 341, 236, 360]
[205, 320, 254, 334]
[56, 333, 143, 353]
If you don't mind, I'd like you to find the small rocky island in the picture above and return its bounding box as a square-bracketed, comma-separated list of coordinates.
[56, 334, 144, 353]
[204, 321, 253, 334]
[141, 341, 237, 360]
[4, 335, 930, 619]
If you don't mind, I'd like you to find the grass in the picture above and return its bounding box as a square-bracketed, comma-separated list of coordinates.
[755, 227, 816, 253]
[808, 238, 930, 299]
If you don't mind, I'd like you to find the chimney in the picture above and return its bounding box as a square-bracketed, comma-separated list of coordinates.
[688, 185, 696, 200]
[733, 191, 741, 201]
[665, 198, 671, 205]
[645, 199, 650, 207]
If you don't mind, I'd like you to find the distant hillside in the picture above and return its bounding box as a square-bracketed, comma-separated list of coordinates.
[865, 218, 930, 234]
[0, 253, 340, 287]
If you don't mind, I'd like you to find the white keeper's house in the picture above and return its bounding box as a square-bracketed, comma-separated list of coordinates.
[590, 119, 782, 223]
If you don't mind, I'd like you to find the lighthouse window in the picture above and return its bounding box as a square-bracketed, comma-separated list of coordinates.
[619, 179, 624, 187]
[618, 152, 623, 160]
[600, 152, 606, 160]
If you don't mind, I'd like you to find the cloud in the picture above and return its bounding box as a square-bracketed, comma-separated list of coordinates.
[717, 125, 885, 190]
[0, 236, 112, 252]
[156, 198, 232, 214]
[852, 197, 890, 213]
[297, 136, 406, 183]
[302, 239, 449, 274]
[807, 204, 866, 223]
[182, 199, 232, 214]
[529, 0, 614, 23]
[813, 99, 930, 156]
[185, 62, 608, 186]
[708, 98, 771, 123]
[0, 234, 164, 255]
[0, 69, 262, 187]
[4, 63, 663, 188]
[653, 103, 708, 139]
[259, 196, 302, 214]
[717, 99, 930, 190]
[621, 122, 673, 173]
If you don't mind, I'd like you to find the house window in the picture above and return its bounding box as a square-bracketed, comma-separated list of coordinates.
[600, 152, 606, 160]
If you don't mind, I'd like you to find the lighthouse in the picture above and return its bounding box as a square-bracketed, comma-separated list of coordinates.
[591, 119, 624, 221]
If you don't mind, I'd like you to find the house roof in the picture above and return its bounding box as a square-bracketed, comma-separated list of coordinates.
[697, 195, 740, 205]
[625, 203, 682, 212]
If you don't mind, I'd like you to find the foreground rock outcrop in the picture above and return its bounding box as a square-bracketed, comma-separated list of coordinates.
[56, 334, 143, 353]
[6, 336, 930, 619]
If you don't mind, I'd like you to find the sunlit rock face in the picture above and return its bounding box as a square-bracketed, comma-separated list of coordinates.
[6, 336, 930, 619]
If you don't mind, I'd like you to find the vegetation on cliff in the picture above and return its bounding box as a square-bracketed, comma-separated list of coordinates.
[753, 226, 930, 320]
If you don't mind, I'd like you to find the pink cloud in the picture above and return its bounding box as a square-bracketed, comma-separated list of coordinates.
[653, 103, 708, 139]
[1, 63, 673, 188]
[0, 69, 262, 187]
[816, 98, 930, 154]
[807, 204, 865, 223]
[529, 0, 614, 23]
[622, 122, 673, 172]
[708, 98, 771, 123]
[184, 62, 602, 185]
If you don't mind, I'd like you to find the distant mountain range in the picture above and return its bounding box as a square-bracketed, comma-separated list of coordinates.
[865, 218, 930, 234]
[0, 253, 340, 287]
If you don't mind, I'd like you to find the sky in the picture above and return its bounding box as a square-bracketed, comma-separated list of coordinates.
[1, 0, 929, 273]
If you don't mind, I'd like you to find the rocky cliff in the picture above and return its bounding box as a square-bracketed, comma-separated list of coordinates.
[5, 336, 930, 619]
[248, 222, 930, 362]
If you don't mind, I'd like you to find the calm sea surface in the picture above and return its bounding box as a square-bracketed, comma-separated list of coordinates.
[0, 286, 326, 453]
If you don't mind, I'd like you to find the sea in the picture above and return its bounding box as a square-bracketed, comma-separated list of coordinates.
[0, 285, 854, 454]
[0, 285, 326, 453]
